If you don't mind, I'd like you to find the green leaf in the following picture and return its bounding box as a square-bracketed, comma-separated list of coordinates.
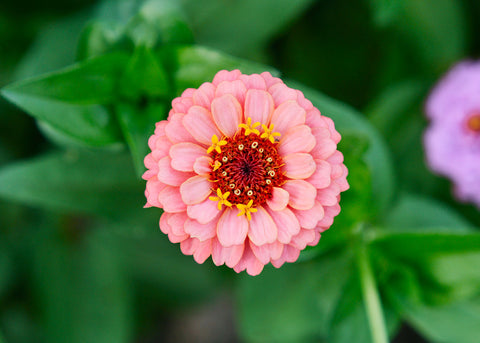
[33, 226, 132, 343]
[328, 264, 399, 343]
[76, 21, 124, 61]
[116, 102, 167, 176]
[169, 45, 279, 93]
[119, 46, 170, 100]
[388, 285, 480, 343]
[288, 81, 395, 216]
[2, 53, 129, 146]
[382, 193, 473, 231]
[181, 0, 314, 58]
[237, 251, 354, 343]
[0, 150, 144, 219]
[124, 0, 194, 48]
[371, 0, 467, 73]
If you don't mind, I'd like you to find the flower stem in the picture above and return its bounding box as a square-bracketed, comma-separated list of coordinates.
[357, 245, 389, 343]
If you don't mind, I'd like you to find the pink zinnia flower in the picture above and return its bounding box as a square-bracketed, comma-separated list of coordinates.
[143, 70, 349, 275]
[425, 61, 480, 208]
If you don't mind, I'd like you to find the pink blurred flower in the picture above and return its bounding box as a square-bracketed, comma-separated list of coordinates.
[425, 61, 480, 208]
[143, 70, 349, 275]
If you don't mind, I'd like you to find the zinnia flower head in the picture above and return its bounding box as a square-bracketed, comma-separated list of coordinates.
[143, 70, 349, 275]
[425, 61, 480, 208]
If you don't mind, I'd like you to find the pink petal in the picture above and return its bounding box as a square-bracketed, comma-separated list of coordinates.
[169, 142, 206, 172]
[244, 89, 274, 124]
[216, 208, 249, 247]
[317, 204, 341, 228]
[296, 90, 313, 111]
[306, 160, 332, 189]
[180, 237, 195, 255]
[268, 83, 298, 107]
[248, 206, 277, 246]
[211, 94, 243, 137]
[291, 201, 325, 229]
[215, 80, 247, 106]
[316, 183, 340, 206]
[193, 156, 213, 175]
[157, 156, 193, 186]
[167, 212, 188, 236]
[327, 150, 344, 164]
[145, 178, 165, 207]
[249, 240, 284, 264]
[167, 231, 189, 243]
[159, 212, 174, 235]
[193, 239, 213, 264]
[271, 245, 300, 268]
[308, 231, 321, 246]
[212, 70, 241, 85]
[305, 108, 323, 128]
[324, 116, 341, 144]
[211, 238, 244, 267]
[311, 138, 337, 160]
[233, 244, 264, 276]
[260, 71, 282, 88]
[278, 125, 316, 155]
[282, 180, 316, 210]
[158, 186, 187, 213]
[153, 120, 168, 137]
[184, 218, 217, 241]
[239, 74, 267, 90]
[165, 113, 196, 144]
[143, 153, 158, 177]
[152, 135, 171, 161]
[290, 229, 316, 250]
[266, 187, 289, 211]
[180, 175, 212, 205]
[283, 153, 316, 179]
[183, 106, 220, 146]
[266, 207, 300, 244]
[249, 241, 271, 264]
[193, 82, 215, 109]
[187, 198, 221, 224]
[270, 100, 306, 135]
[335, 166, 349, 191]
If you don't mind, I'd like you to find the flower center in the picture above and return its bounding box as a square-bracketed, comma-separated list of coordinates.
[208, 119, 284, 215]
[466, 112, 480, 133]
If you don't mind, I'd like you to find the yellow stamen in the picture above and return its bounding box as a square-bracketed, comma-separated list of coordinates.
[238, 117, 260, 136]
[207, 134, 228, 154]
[261, 124, 281, 143]
[236, 199, 257, 221]
[209, 188, 232, 210]
[212, 160, 222, 171]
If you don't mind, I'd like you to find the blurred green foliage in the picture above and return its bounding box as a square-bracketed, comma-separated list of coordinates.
[1, 0, 480, 343]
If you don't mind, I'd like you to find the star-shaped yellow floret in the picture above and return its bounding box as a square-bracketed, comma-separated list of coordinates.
[236, 199, 258, 221]
[212, 160, 222, 171]
[238, 117, 260, 136]
[207, 134, 228, 154]
[260, 124, 281, 143]
[209, 188, 232, 210]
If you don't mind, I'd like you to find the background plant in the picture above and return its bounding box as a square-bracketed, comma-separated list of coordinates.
[0, 0, 479, 342]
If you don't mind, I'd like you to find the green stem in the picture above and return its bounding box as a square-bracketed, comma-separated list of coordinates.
[357, 245, 389, 343]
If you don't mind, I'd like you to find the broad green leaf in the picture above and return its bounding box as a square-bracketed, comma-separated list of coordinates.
[382, 193, 473, 231]
[116, 102, 167, 176]
[371, 0, 467, 73]
[365, 80, 427, 137]
[180, 0, 314, 58]
[2, 53, 129, 146]
[372, 231, 480, 258]
[169, 45, 279, 93]
[124, 0, 193, 48]
[0, 150, 144, 219]
[388, 286, 480, 343]
[289, 81, 395, 216]
[112, 226, 221, 305]
[33, 226, 132, 343]
[13, 11, 90, 80]
[328, 265, 399, 343]
[237, 251, 353, 343]
[119, 46, 170, 100]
